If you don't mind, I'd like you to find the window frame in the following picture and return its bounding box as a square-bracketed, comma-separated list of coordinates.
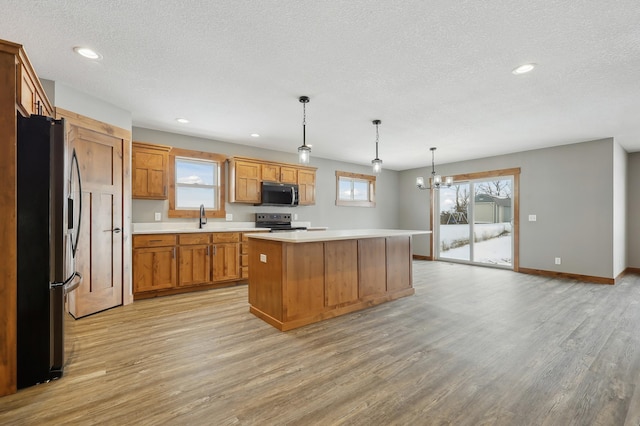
[168, 147, 227, 218]
[335, 170, 376, 208]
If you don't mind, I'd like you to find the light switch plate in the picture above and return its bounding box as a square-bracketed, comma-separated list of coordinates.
[154, 212, 161, 221]
[260, 254, 267, 263]
[528, 214, 537, 222]
[226, 213, 233, 221]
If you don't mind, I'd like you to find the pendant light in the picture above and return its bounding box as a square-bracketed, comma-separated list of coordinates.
[298, 96, 311, 164]
[416, 147, 453, 190]
[371, 119, 383, 173]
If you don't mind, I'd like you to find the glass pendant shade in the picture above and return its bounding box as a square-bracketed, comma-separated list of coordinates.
[371, 119, 382, 173]
[298, 144, 311, 164]
[297, 96, 311, 164]
[372, 158, 382, 173]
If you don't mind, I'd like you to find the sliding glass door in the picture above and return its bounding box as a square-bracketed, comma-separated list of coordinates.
[436, 177, 514, 268]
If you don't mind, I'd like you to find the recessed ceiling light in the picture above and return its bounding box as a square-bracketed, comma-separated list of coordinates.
[251, 133, 260, 138]
[176, 118, 189, 124]
[512, 63, 536, 75]
[73, 46, 102, 60]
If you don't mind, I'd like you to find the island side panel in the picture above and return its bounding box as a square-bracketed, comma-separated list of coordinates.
[283, 242, 325, 320]
[358, 238, 387, 298]
[248, 238, 284, 322]
[325, 240, 359, 307]
[386, 236, 413, 292]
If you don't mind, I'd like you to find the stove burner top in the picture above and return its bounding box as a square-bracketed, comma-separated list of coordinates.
[255, 213, 307, 232]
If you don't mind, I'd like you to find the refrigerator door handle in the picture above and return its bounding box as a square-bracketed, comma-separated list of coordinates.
[69, 149, 82, 257]
[50, 271, 83, 292]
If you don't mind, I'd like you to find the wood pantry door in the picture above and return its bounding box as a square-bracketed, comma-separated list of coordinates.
[67, 125, 123, 318]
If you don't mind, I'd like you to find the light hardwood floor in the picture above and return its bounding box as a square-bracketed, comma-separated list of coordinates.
[2, 261, 640, 425]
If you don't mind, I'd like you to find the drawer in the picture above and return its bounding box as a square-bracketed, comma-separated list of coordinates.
[133, 234, 176, 248]
[241, 266, 249, 279]
[213, 232, 240, 243]
[241, 254, 249, 266]
[179, 233, 211, 245]
[241, 243, 248, 255]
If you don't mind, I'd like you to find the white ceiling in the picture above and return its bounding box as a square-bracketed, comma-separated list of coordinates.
[2, 0, 639, 170]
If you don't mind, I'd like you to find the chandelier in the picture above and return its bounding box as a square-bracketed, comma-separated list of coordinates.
[416, 147, 453, 190]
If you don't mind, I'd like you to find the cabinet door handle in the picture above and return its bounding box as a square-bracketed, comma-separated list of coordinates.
[206, 246, 210, 256]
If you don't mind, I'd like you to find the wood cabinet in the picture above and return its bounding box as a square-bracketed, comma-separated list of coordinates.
[280, 166, 298, 184]
[132, 142, 170, 199]
[261, 164, 298, 184]
[133, 235, 177, 293]
[297, 169, 316, 205]
[229, 156, 316, 205]
[15, 56, 53, 118]
[178, 234, 211, 287]
[248, 234, 415, 331]
[212, 233, 240, 282]
[133, 231, 245, 299]
[230, 159, 261, 203]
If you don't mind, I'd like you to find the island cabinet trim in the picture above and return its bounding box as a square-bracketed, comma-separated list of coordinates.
[248, 234, 416, 331]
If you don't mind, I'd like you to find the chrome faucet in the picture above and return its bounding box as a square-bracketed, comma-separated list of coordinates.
[199, 204, 207, 229]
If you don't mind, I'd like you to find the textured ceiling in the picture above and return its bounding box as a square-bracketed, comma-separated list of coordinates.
[1, 0, 639, 170]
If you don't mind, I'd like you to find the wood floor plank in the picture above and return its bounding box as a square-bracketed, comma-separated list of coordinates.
[1, 261, 640, 425]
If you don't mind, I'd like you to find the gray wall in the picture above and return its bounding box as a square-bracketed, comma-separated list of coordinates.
[400, 138, 618, 279]
[628, 152, 640, 268]
[613, 141, 628, 277]
[132, 127, 400, 230]
[41, 80, 132, 130]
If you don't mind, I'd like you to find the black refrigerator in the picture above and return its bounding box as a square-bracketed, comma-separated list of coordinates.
[17, 113, 82, 389]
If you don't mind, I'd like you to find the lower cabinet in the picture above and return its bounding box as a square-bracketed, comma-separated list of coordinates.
[133, 232, 244, 299]
[212, 232, 240, 282]
[133, 234, 177, 293]
[213, 243, 240, 281]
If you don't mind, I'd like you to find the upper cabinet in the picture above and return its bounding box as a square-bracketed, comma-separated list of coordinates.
[13, 48, 53, 118]
[229, 156, 316, 205]
[132, 142, 171, 199]
[297, 169, 316, 206]
[230, 158, 262, 203]
[261, 163, 297, 184]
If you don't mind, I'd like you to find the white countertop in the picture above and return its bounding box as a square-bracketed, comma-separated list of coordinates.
[132, 222, 269, 234]
[131, 221, 322, 235]
[245, 229, 431, 243]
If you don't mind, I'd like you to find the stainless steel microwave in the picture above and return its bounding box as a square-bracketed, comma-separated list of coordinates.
[258, 182, 299, 206]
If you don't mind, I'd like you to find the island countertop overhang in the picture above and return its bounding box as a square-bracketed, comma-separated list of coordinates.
[244, 229, 431, 243]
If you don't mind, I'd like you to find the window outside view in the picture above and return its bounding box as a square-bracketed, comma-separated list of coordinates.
[175, 158, 218, 209]
[438, 178, 513, 267]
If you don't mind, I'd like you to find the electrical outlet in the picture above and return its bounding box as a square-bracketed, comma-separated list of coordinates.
[225, 213, 233, 221]
[528, 214, 537, 222]
[294, 213, 298, 220]
[154, 212, 161, 221]
[555, 257, 561, 265]
[260, 254, 267, 263]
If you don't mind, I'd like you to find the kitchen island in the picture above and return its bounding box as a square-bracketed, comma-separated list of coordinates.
[246, 229, 430, 331]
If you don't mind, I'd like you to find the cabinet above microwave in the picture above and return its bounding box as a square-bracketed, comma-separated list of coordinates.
[228, 157, 316, 205]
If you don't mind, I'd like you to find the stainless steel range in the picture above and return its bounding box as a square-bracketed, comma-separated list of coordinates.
[255, 213, 307, 232]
